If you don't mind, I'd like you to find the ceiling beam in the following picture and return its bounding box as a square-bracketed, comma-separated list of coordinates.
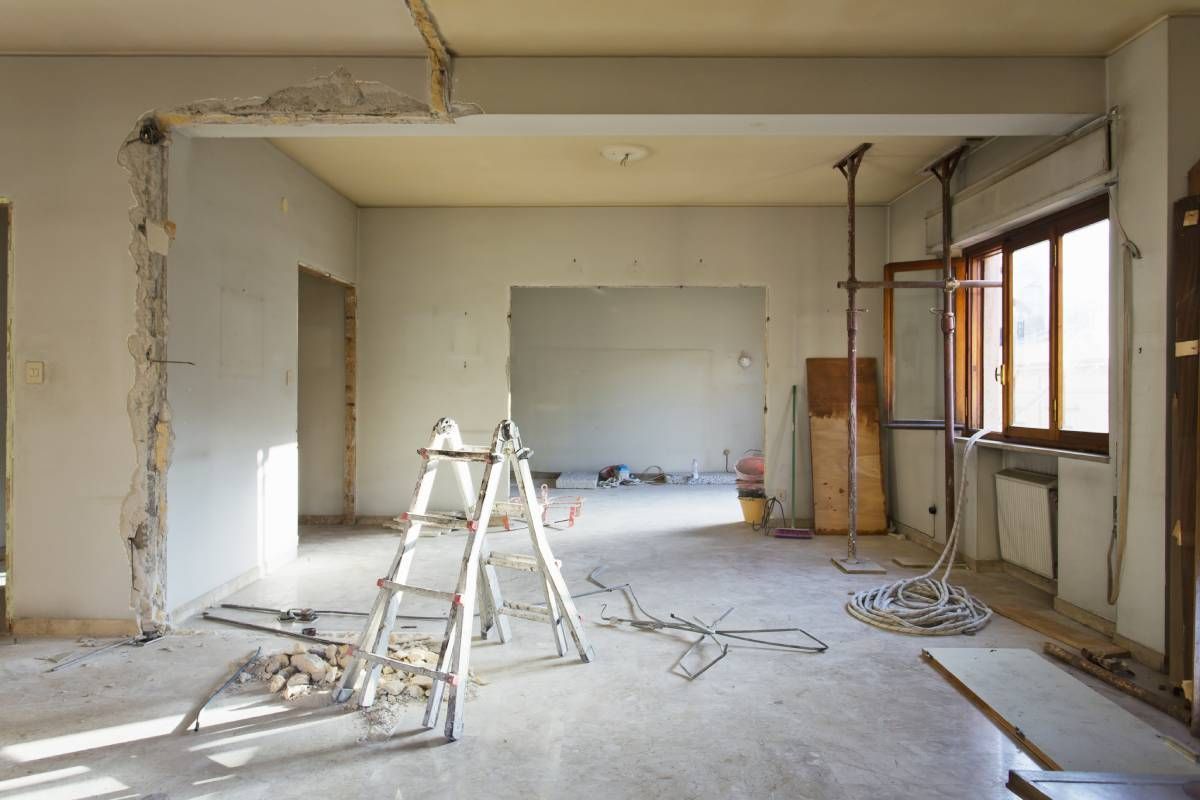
[403, 0, 454, 118]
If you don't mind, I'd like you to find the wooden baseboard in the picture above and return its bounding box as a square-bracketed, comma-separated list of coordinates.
[353, 515, 397, 527]
[11, 617, 141, 637]
[299, 514, 350, 526]
[894, 525, 1001, 573]
[1114, 632, 1167, 673]
[1052, 597, 1116, 638]
[1001, 561, 1057, 594]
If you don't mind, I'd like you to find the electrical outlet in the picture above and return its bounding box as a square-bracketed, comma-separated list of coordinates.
[25, 360, 44, 384]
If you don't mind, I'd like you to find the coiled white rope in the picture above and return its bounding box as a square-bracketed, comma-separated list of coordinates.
[846, 428, 993, 635]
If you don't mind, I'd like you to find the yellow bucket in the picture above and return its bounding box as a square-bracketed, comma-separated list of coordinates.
[739, 497, 766, 525]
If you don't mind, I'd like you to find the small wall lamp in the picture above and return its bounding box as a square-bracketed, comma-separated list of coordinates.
[737, 352, 753, 369]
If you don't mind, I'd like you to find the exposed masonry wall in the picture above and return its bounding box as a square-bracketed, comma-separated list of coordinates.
[116, 118, 172, 631]
[116, 69, 457, 629]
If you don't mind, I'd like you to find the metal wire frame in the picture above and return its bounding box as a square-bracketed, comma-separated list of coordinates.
[588, 567, 827, 679]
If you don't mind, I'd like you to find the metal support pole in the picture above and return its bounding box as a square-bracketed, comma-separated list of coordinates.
[927, 146, 967, 539]
[833, 143, 877, 571]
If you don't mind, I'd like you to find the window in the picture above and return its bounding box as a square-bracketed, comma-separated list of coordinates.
[964, 196, 1110, 452]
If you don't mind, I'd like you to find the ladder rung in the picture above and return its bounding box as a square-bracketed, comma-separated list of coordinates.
[498, 601, 553, 623]
[486, 552, 560, 573]
[399, 512, 474, 530]
[419, 447, 501, 464]
[377, 578, 454, 602]
[351, 646, 459, 686]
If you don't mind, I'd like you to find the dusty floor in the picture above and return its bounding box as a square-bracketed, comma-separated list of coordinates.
[0, 486, 1190, 799]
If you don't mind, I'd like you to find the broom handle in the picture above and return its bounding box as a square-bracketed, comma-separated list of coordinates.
[791, 384, 797, 528]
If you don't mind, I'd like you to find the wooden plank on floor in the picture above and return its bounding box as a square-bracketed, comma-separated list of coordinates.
[1007, 770, 1200, 800]
[805, 357, 886, 534]
[992, 603, 1127, 657]
[924, 648, 1200, 775]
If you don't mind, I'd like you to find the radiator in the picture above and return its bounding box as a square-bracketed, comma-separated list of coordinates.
[994, 469, 1058, 579]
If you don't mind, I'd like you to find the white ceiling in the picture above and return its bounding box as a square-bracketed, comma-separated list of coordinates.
[269, 135, 961, 207]
[0, 0, 1193, 56]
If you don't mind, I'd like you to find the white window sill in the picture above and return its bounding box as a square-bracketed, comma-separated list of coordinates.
[953, 436, 1109, 464]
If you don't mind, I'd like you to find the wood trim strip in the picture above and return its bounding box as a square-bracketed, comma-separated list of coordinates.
[343, 285, 358, 525]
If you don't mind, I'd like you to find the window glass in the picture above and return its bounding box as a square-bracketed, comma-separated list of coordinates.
[980, 251, 1003, 432]
[1060, 219, 1110, 432]
[1011, 240, 1051, 429]
[891, 268, 942, 419]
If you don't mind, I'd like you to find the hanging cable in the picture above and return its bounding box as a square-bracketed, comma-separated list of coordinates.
[1106, 105, 1141, 605]
[846, 428, 993, 635]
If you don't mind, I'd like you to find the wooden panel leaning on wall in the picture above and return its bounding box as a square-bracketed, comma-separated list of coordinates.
[1167, 188, 1200, 726]
[806, 357, 887, 534]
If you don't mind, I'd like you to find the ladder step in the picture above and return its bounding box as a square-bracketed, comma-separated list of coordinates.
[398, 512, 475, 530]
[350, 646, 460, 686]
[486, 552, 560, 573]
[498, 601, 553, 623]
[419, 446, 501, 464]
[377, 578, 455, 602]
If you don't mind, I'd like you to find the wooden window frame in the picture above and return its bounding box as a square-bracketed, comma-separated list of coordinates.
[963, 195, 1110, 454]
[882, 258, 966, 428]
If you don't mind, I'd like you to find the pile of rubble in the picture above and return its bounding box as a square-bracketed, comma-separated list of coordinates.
[254, 633, 456, 703]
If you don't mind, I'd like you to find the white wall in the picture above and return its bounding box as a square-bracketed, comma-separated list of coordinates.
[510, 287, 765, 474]
[165, 137, 356, 615]
[1106, 20, 1171, 652]
[357, 207, 885, 517]
[298, 272, 348, 516]
[0, 56, 419, 628]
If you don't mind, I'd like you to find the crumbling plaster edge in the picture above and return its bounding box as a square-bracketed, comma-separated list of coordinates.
[114, 68, 473, 632]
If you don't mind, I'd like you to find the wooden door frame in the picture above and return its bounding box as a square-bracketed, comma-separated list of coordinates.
[1, 201, 10, 632]
[298, 264, 358, 525]
[882, 258, 966, 427]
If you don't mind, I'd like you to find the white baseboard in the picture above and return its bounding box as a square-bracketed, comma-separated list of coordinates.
[170, 564, 264, 624]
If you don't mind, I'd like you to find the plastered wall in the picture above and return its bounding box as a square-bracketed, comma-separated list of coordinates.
[298, 273, 348, 517]
[510, 287, 765, 474]
[0, 57, 419, 628]
[165, 137, 356, 615]
[357, 206, 886, 517]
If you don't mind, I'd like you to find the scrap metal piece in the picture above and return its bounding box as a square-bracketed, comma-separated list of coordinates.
[588, 567, 827, 679]
[46, 632, 163, 673]
[201, 612, 346, 646]
[181, 647, 262, 733]
[220, 602, 443, 622]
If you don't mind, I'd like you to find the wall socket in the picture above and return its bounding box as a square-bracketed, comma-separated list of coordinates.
[25, 360, 45, 384]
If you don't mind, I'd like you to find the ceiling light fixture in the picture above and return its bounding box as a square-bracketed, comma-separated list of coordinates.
[601, 144, 650, 167]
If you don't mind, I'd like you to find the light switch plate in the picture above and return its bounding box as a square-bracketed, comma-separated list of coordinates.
[25, 361, 44, 384]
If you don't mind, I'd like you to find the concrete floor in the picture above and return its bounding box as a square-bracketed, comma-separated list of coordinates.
[0, 486, 1189, 799]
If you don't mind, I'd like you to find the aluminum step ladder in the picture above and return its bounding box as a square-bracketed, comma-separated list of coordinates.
[333, 417, 594, 741]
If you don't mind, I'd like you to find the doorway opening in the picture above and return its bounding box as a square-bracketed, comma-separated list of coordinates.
[298, 265, 357, 526]
[1, 201, 9, 631]
[509, 286, 765, 518]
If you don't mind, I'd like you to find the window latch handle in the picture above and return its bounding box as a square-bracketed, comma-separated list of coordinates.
[994, 364, 1006, 385]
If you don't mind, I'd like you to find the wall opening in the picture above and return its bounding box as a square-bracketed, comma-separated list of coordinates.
[298, 266, 357, 526]
[509, 286, 766, 496]
[1, 201, 10, 632]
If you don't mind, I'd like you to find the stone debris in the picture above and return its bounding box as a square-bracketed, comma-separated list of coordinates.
[249, 633, 481, 709]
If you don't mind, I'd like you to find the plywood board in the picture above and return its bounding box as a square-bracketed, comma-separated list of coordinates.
[924, 648, 1200, 775]
[806, 358, 886, 534]
[992, 604, 1127, 658]
[1008, 770, 1200, 800]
